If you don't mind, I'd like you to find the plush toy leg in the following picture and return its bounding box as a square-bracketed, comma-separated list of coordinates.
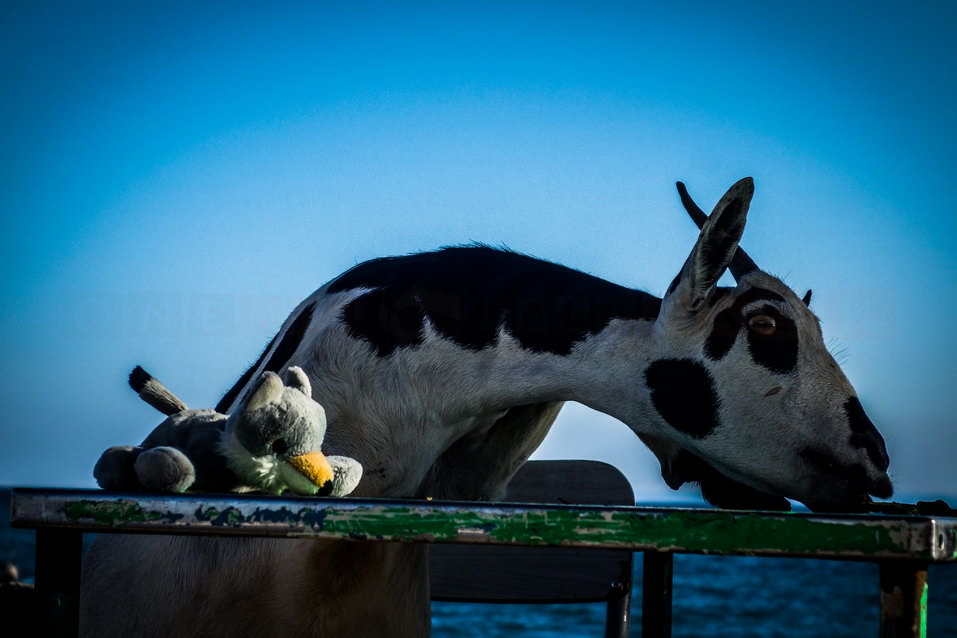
[326, 456, 363, 497]
[134, 446, 196, 493]
[94, 446, 144, 490]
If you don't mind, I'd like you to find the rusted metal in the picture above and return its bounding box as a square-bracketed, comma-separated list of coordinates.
[879, 561, 928, 638]
[641, 551, 673, 638]
[12, 488, 957, 562]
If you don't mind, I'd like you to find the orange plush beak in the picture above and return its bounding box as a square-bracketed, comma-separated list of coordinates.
[286, 451, 335, 489]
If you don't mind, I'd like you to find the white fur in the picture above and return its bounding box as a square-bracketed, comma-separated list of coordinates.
[217, 429, 286, 494]
[217, 428, 328, 496]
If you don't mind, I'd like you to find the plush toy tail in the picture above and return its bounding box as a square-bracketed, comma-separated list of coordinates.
[129, 366, 189, 416]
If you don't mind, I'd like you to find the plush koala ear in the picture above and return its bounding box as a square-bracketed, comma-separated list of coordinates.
[283, 366, 312, 397]
[245, 371, 284, 412]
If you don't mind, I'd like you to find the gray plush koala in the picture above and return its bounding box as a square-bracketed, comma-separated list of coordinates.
[94, 366, 363, 496]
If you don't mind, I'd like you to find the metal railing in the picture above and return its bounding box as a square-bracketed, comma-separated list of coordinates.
[11, 487, 957, 637]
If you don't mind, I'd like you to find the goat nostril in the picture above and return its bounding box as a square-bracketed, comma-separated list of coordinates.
[271, 439, 288, 455]
[764, 386, 782, 397]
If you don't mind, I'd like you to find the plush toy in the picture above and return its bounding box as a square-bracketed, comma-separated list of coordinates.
[94, 366, 363, 496]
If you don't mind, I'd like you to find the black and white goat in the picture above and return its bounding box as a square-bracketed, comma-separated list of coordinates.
[82, 178, 891, 637]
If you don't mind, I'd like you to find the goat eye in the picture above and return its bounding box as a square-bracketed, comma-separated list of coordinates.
[748, 314, 777, 335]
[271, 439, 288, 455]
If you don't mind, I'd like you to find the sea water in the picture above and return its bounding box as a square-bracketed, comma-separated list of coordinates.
[3, 490, 955, 636]
[434, 556, 957, 637]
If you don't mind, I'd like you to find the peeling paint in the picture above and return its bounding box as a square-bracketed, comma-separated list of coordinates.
[11, 488, 957, 562]
[919, 580, 928, 636]
[192, 505, 334, 529]
[63, 500, 182, 526]
[195, 506, 245, 527]
[288, 506, 915, 557]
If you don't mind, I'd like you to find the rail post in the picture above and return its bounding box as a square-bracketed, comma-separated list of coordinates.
[35, 528, 82, 638]
[879, 561, 928, 638]
[604, 560, 633, 638]
[641, 550, 673, 638]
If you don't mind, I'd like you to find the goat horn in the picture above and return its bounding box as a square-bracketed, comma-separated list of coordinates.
[676, 181, 759, 281]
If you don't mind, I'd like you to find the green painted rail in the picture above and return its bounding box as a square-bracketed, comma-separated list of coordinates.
[10, 488, 957, 637]
[11, 488, 957, 560]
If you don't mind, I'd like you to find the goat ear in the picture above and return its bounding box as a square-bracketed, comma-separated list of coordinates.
[283, 366, 312, 397]
[665, 177, 753, 311]
[244, 371, 284, 412]
[802, 289, 813, 307]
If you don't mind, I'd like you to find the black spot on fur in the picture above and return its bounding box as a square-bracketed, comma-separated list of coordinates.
[644, 358, 721, 438]
[707, 287, 733, 307]
[699, 470, 791, 511]
[704, 307, 738, 360]
[704, 288, 789, 363]
[328, 246, 662, 357]
[263, 303, 315, 373]
[215, 303, 315, 413]
[339, 288, 428, 355]
[670, 450, 791, 510]
[746, 305, 798, 374]
[844, 396, 890, 471]
[743, 288, 785, 305]
[800, 446, 890, 501]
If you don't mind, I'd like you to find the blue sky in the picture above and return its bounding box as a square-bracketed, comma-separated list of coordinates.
[2, 1, 955, 501]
